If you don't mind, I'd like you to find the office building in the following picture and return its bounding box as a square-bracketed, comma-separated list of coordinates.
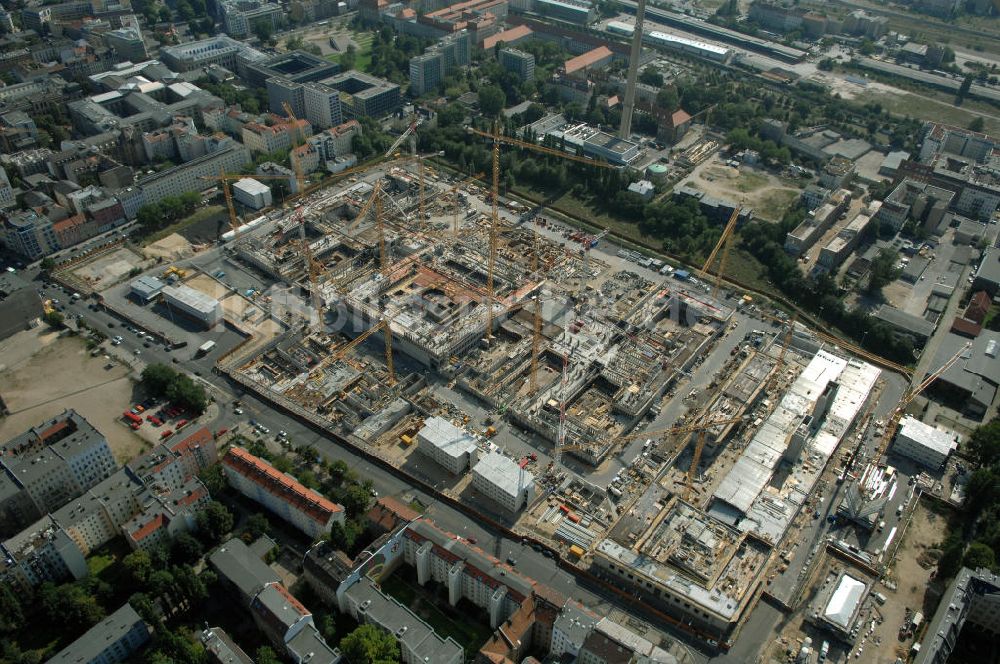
[0, 209, 60, 259]
[302, 82, 344, 130]
[48, 603, 151, 664]
[326, 71, 401, 118]
[137, 144, 251, 206]
[201, 627, 255, 664]
[915, 567, 1000, 664]
[219, 0, 282, 38]
[408, 31, 471, 96]
[472, 450, 535, 512]
[103, 24, 147, 61]
[160, 283, 224, 328]
[233, 178, 273, 210]
[222, 447, 345, 538]
[160, 35, 268, 77]
[416, 416, 480, 474]
[246, 50, 342, 88]
[498, 47, 535, 80]
[893, 416, 959, 469]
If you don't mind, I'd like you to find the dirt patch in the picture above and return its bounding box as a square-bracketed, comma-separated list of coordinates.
[679, 160, 801, 222]
[143, 233, 194, 262]
[870, 499, 948, 664]
[0, 328, 151, 464]
[66, 246, 153, 293]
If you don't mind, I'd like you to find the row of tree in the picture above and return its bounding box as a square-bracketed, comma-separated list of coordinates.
[135, 192, 202, 236]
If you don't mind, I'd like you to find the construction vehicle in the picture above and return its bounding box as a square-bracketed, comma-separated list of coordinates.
[163, 265, 187, 281]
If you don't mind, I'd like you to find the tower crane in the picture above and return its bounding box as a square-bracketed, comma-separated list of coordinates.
[559, 415, 745, 461]
[766, 313, 798, 394]
[308, 319, 395, 386]
[699, 203, 741, 298]
[281, 102, 308, 196]
[873, 342, 970, 463]
[466, 125, 615, 342]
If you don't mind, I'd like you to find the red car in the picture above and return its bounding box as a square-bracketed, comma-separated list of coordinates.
[160, 429, 174, 439]
[149, 416, 162, 427]
[215, 428, 228, 438]
[130, 421, 141, 430]
[176, 418, 189, 429]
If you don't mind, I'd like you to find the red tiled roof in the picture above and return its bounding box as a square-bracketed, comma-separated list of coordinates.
[951, 316, 982, 338]
[223, 447, 342, 524]
[273, 582, 310, 616]
[564, 46, 612, 75]
[966, 290, 991, 323]
[170, 426, 213, 455]
[483, 25, 532, 50]
[37, 420, 69, 442]
[176, 485, 208, 507]
[671, 109, 692, 126]
[52, 214, 87, 233]
[130, 513, 166, 541]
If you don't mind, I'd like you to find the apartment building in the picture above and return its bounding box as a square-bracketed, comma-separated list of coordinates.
[498, 47, 535, 81]
[291, 119, 362, 174]
[0, 410, 118, 535]
[121, 478, 210, 551]
[0, 209, 61, 259]
[48, 602, 151, 664]
[220, 0, 282, 38]
[241, 118, 313, 154]
[137, 144, 251, 206]
[408, 31, 471, 96]
[222, 446, 345, 539]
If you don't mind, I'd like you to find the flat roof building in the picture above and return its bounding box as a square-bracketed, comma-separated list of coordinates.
[416, 416, 479, 474]
[129, 275, 165, 302]
[232, 178, 273, 211]
[472, 450, 535, 512]
[894, 416, 958, 469]
[160, 283, 223, 329]
[47, 602, 151, 664]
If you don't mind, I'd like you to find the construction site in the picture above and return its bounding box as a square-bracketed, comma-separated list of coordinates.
[205, 123, 970, 652]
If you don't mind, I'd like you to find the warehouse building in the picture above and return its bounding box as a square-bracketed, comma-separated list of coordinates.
[472, 450, 534, 512]
[415, 416, 480, 474]
[893, 416, 958, 469]
[129, 275, 165, 302]
[160, 283, 223, 329]
[232, 178, 273, 210]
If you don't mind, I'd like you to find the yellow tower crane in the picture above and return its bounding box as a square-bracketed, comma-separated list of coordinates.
[699, 203, 742, 298]
[766, 313, 798, 394]
[281, 101, 308, 196]
[466, 125, 616, 342]
[873, 342, 970, 464]
[309, 319, 396, 386]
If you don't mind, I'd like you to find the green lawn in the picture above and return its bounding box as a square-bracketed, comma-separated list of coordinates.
[141, 205, 225, 246]
[327, 32, 373, 72]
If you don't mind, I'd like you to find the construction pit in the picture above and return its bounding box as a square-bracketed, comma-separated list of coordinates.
[218, 160, 899, 647]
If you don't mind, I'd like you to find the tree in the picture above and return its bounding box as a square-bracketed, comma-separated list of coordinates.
[241, 513, 271, 541]
[39, 582, 105, 632]
[329, 519, 364, 551]
[340, 483, 373, 516]
[170, 532, 204, 564]
[656, 87, 679, 111]
[866, 248, 900, 295]
[196, 500, 233, 543]
[859, 39, 876, 55]
[639, 67, 664, 87]
[40, 257, 56, 272]
[478, 85, 506, 116]
[339, 624, 400, 664]
[0, 583, 23, 633]
[256, 646, 281, 664]
[252, 20, 273, 43]
[43, 310, 64, 328]
[818, 58, 835, 71]
[199, 465, 227, 495]
[957, 73, 973, 104]
[964, 541, 996, 570]
[123, 549, 153, 585]
[969, 116, 986, 132]
[341, 44, 357, 70]
[141, 364, 177, 396]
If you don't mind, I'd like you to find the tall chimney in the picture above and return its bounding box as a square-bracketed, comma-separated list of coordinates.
[618, 0, 647, 140]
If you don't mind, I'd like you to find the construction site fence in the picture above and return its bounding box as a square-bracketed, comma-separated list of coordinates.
[216, 363, 729, 652]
